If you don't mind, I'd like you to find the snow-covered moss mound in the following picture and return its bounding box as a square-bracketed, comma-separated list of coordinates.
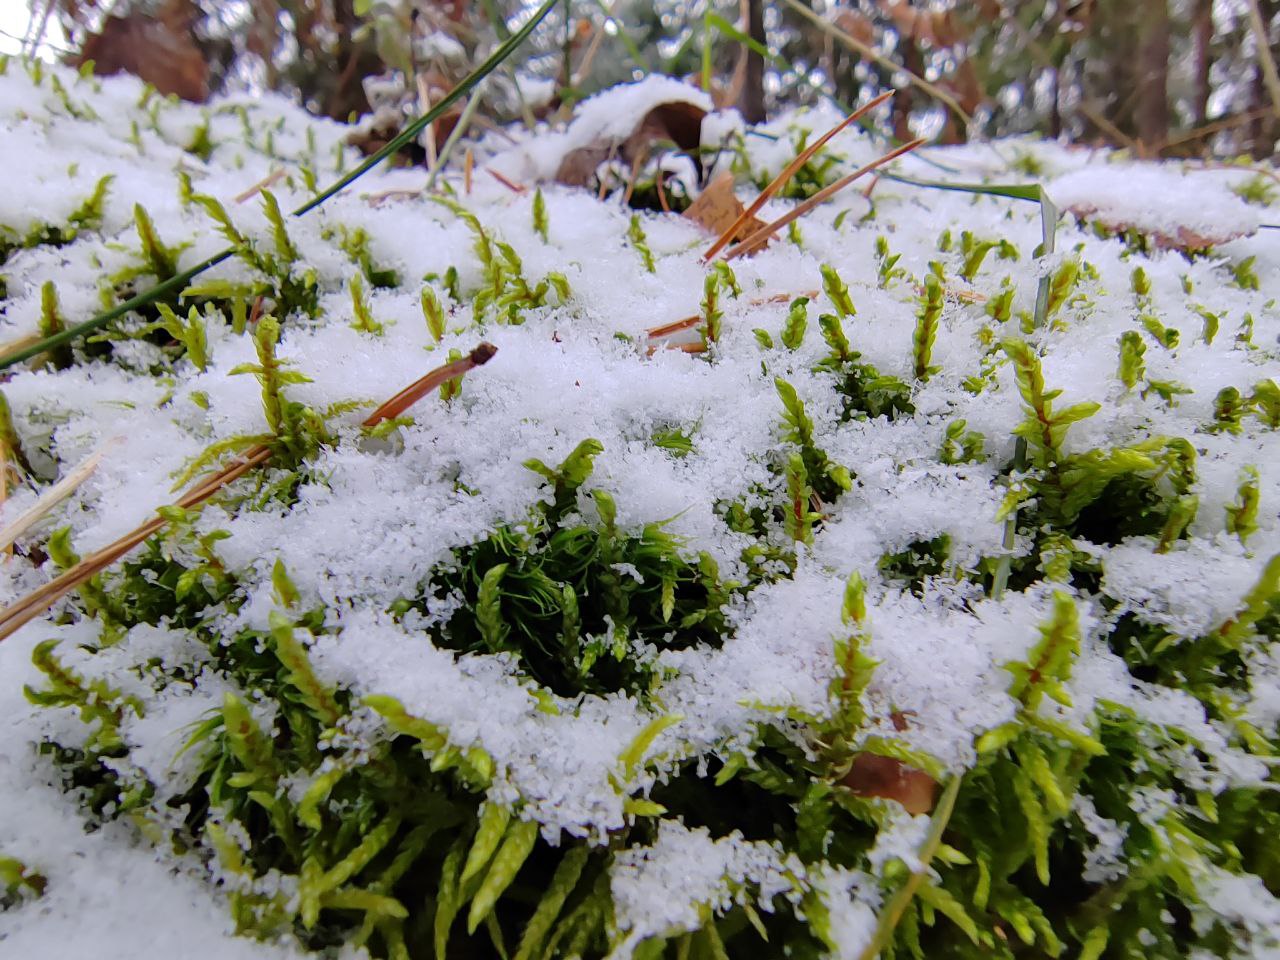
[2, 58, 1279, 960]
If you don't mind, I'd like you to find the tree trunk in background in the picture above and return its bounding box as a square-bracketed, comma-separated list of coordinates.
[1049, 66, 1062, 139]
[739, 0, 767, 124]
[894, 40, 923, 142]
[1249, 0, 1278, 159]
[1192, 0, 1213, 127]
[1135, 0, 1170, 152]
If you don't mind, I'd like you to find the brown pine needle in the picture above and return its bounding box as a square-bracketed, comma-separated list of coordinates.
[234, 168, 287, 205]
[724, 138, 926, 261]
[645, 290, 818, 342]
[361, 342, 497, 426]
[0, 344, 498, 644]
[486, 168, 528, 194]
[702, 89, 895, 261]
[464, 148, 474, 195]
[645, 315, 701, 339]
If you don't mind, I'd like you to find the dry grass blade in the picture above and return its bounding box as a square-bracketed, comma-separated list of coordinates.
[723, 138, 926, 260]
[233, 168, 287, 205]
[416, 73, 440, 170]
[0, 439, 119, 555]
[0, 344, 499, 644]
[0, 334, 43, 362]
[702, 89, 894, 261]
[1161, 108, 1274, 151]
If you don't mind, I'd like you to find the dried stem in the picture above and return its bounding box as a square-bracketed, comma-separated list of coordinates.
[855, 775, 963, 960]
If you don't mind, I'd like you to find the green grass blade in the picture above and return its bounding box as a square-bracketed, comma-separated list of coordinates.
[294, 0, 557, 217]
[0, 0, 559, 371]
[882, 174, 1042, 204]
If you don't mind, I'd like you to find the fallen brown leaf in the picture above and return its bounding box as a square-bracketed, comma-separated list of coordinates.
[73, 0, 209, 103]
[556, 100, 706, 189]
[683, 172, 767, 241]
[842, 752, 939, 815]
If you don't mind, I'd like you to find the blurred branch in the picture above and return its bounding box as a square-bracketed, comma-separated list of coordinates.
[1245, 0, 1280, 125]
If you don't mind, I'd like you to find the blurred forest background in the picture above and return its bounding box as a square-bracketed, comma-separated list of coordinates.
[7, 0, 1280, 160]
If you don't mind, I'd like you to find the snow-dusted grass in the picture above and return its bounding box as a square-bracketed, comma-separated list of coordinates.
[1, 59, 1279, 960]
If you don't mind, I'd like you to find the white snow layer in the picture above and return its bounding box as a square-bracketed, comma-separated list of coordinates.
[1, 59, 1279, 959]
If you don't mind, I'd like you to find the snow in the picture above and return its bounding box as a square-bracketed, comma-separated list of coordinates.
[1, 58, 1278, 958]
[609, 820, 797, 954]
[1048, 163, 1262, 247]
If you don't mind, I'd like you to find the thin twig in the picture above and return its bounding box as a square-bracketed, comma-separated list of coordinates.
[723, 139, 925, 260]
[703, 90, 894, 261]
[0, 345, 498, 644]
[464, 147, 474, 195]
[1161, 106, 1274, 150]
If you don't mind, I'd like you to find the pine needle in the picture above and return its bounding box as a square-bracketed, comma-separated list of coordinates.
[0, 345, 498, 643]
[723, 139, 926, 261]
[233, 168, 287, 205]
[702, 89, 894, 261]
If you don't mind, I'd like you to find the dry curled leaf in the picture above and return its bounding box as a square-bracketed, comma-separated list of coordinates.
[73, 0, 209, 103]
[842, 752, 939, 815]
[683, 172, 767, 240]
[556, 100, 706, 188]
